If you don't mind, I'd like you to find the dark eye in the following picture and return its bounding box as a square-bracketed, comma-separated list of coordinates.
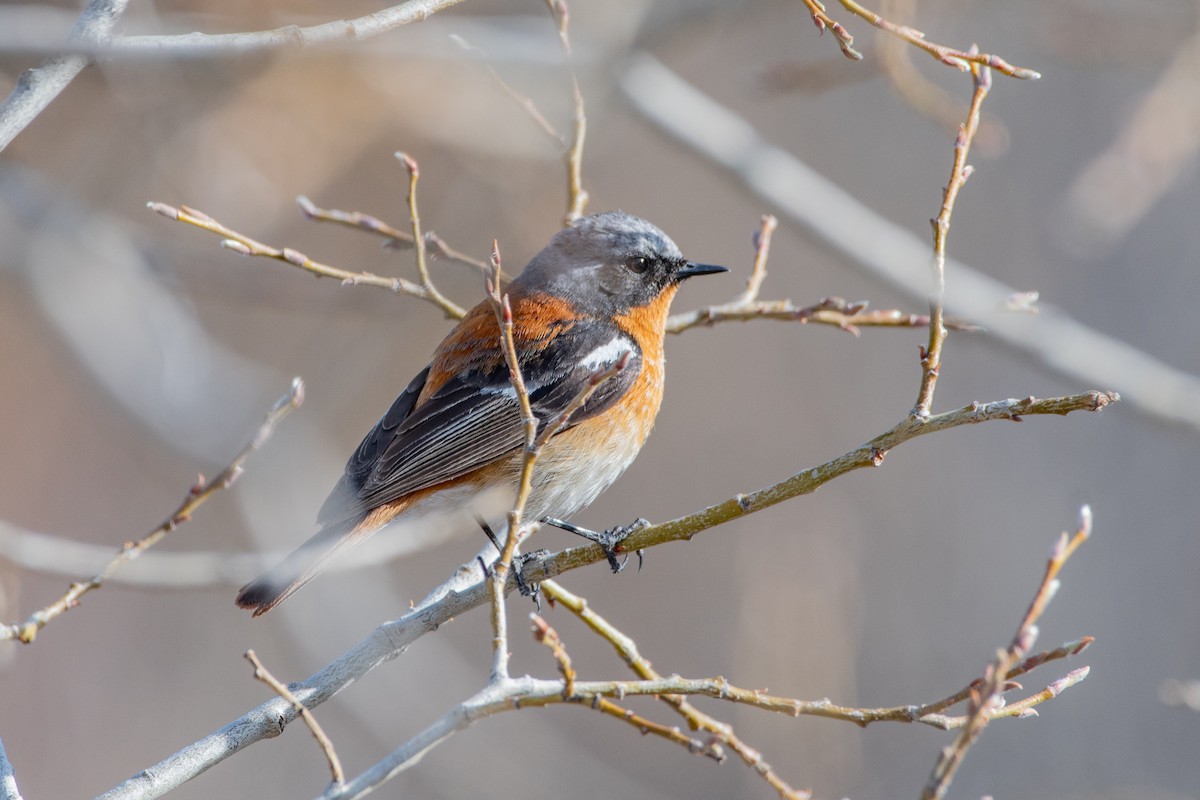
[627, 256, 650, 274]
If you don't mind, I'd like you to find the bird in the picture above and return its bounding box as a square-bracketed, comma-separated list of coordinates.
[236, 211, 726, 615]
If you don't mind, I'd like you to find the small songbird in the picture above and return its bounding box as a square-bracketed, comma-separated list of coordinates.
[236, 211, 725, 615]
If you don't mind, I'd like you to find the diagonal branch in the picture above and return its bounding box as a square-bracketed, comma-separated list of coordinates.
[97, 389, 1112, 800]
[0, 0, 129, 152]
[0, 379, 303, 644]
[0, 738, 21, 800]
[245, 650, 344, 788]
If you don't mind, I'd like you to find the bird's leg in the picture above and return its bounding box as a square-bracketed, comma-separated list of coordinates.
[541, 517, 648, 573]
[474, 515, 546, 603]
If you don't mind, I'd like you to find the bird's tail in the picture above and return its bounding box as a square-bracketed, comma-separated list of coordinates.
[235, 518, 378, 616]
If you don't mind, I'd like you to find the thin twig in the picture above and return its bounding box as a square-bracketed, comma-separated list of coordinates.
[666, 215, 970, 335]
[148, 202, 467, 319]
[483, 244, 533, 682]
[541, 579, 811, 799]
[481, 246, 627, 680]
[913, 55, 990, 418]
[296, 195, 414, 246]
[799, 0, 1041, 79]
[544, 579, 1090, 729]
[530, 616, 718, 760]
[544, 0, 589, 222]
[295, 195, 495, 280]
[245, 650, 344, 787]
[449, 34, 563, 143]
[874, 0, 1008, 157]
[0, 379, 303, 644]
[920, 505, 1093, 800]
[396, 152, 467, 318]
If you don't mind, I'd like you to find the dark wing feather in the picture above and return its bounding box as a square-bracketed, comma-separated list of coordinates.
[318, 319, 641, 527]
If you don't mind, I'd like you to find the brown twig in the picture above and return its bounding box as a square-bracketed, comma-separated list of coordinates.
[545, 0, 589, 222]
[874, 0, 1008, 157]
[295, 195, 496, 281]
[507, 391, 1118, 579]
[541, 580, 1089, 726]
[666, 215, 972, 335]
[395, 152, 466, 319]
[530, 615, 719, 759]
[540, 580, 809, 799]
[0, 379, 304, 643]
[148, 202, 467, 318]
[483, 247, 628, 680]
[449, 33, 563, 144]
[245, 649, 344, 787]
[483, 244, 534, 682]
[799, 0, 1041, 79]
[920, 505, 1093, 800]
[296, 194, 413, 245]
[913, 56, 990, 418]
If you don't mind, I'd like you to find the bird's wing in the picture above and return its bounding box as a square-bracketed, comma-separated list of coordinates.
[316, 318, 641, 527]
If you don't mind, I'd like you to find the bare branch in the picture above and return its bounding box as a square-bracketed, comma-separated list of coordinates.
[481, 247, 628, 680]
[913, 54, 990, 417]
[395, 153, 465, 318]
[0, 738, 22, 800]
[328, 601, 1088, 800]
[245, 650, 344, 788]
[920, 506, 1093, 799]
[541, 579, 811, 800]
[0, 379, 303, 644]
[530, 616, 720, 762]
[0, 0, 129, 152]
[296, 195, 494, 280]
[148, 201, 467, 319]
[666, 215, 971, 335]
[799, 0, 1040, 79]
[545, 0, 590, 222]
[106, 0, 466, 56]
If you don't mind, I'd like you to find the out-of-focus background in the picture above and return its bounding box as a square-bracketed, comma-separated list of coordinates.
[2, 1, 1198, 798]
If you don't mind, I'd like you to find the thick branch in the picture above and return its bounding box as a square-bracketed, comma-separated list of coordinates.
[0, 0, 129, 152]
[97, 389, 1112, 799]
[0, 738, 22, 800]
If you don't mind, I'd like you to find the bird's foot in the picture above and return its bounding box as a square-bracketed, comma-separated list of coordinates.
[542, 517, 649, 573]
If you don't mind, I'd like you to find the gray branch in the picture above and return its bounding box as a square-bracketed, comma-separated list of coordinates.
[0, 0, 467, 153]
[0, 738, 22, 800]
[0, 0, 129, 152]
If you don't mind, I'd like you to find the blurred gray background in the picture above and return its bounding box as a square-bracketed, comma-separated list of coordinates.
[1, 1, 1197, 798]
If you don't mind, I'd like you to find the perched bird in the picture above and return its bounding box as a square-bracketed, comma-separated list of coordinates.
[236, 211, 725, 615]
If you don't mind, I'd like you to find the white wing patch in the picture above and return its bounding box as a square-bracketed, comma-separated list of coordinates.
[580, 334, 635, 371]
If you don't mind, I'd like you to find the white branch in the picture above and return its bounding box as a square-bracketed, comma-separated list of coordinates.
[0, 0, 129, 152]
[0, 0, 466, 152]
[102, 0, 464, 56]
[0, 738, 22, 800]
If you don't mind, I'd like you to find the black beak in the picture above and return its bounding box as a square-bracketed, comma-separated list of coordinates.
[675, 261, 728, 280]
